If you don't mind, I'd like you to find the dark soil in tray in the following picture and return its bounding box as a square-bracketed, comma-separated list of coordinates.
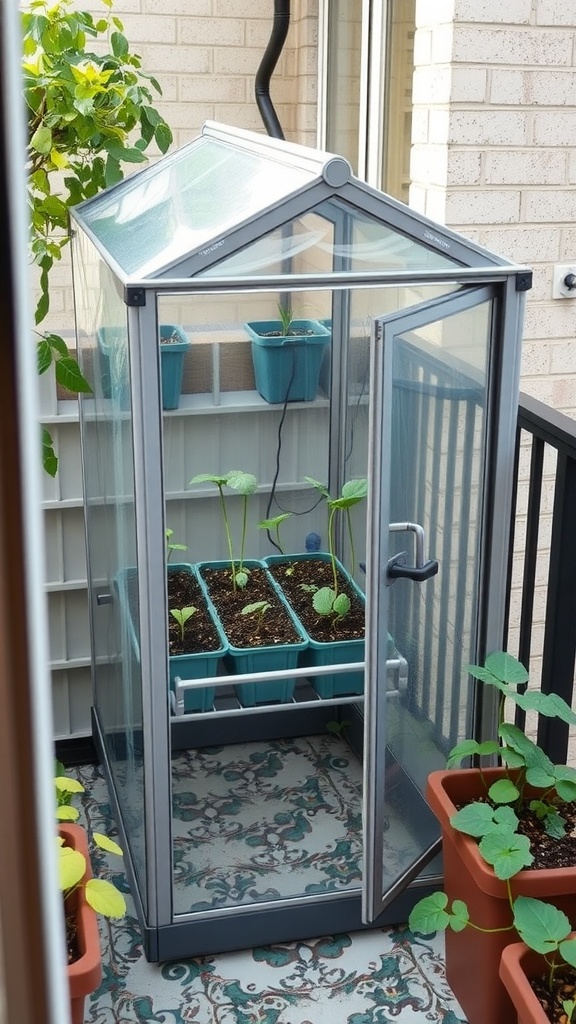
[530, 969, 576, 1024]
[456, 795, 576, 871]
[167, 569, 223, 656]
[199, 566, 302, 649]
[266, 558, 365, 643]
[126, 568, 223, 656]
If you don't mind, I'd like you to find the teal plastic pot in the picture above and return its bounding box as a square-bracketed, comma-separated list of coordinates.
[97, 323, 190, 410]
[243, 319, 331, 403]
[264, 552, 365, 698]
[195, 559, 308, 706]
[116, 563, 226, 713]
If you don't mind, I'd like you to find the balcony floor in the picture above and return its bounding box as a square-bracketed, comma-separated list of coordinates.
[72, 761, 467, 1023]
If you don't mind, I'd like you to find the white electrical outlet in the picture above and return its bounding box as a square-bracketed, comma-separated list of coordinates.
[552, 264, 576, 299]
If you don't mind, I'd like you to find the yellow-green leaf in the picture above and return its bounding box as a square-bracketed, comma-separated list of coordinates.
[56, 806, 79, 822]
[58, 844, 85, 892]
[55, 776, 85, 795]
[50, 148, 68, 170]
[93, 832, 123, 857]
[85, 878, 126, 918]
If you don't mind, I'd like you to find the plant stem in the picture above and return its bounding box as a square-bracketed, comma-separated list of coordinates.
[327, 505, 338, 594]
[217, 483, 236, 588]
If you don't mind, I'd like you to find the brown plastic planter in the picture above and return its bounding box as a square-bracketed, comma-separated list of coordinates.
[499, 938, 572, 1024]
[428, 768, 576, 1024]
[60, 823, 102, 1024]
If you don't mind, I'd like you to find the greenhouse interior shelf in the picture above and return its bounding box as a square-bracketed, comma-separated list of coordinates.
[70, 120, 530, 961]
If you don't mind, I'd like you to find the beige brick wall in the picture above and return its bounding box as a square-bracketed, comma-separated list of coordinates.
[411, 0, 576, 419]
[410, 0, 576, 694]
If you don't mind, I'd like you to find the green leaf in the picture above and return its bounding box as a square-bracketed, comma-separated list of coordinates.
[329, 478, 368, 509]
[559, 939, 576, 970]
[484, 651, 529, 685]
[56, 805, 79, 822]
[313, 587, 337, 616]
[446, 739, 500, 767]
[451, 801, 499, 837]
[54, 356, 92, 394]
[513, 896, 572, 954]
[409, 891, 451, 934]
[189, 473, 228, 486]
[513, 689, 576, 724]
[487, 777, 520, 804]
[235, 570, 249, 589]
[37, 338, 53, 374]
[304, 476, 330, 499]
[241, 601, 270, 616]
[55, 776, 84, 796]
[333, 593, 351, 617]
[42, 427, 58, 477]
[479, 828, 533, 879]
[258, 514, 292, 530]
[226, 470, 258, 495]
[85, 878, 126, 918]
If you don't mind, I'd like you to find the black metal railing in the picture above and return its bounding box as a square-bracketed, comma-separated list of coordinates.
[507, 392, 576, 765]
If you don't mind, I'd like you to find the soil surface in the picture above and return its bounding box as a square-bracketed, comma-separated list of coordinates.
[167, 569, 224, 655]
[199, 565, 302, 649]
[66, 911, 79, 965]
[516, 801, 576, 870]
[261, 328, 318, 337]
[266, 558, 365, 643]
[530, 969, 576, 1024]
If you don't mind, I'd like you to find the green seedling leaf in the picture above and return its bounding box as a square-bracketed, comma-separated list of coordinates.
[42, 427, 58, 477]
[313, 587, 337, 616]
[332, 592, 351, 618]
[170, 606, 196, 640]
[499, 746, 527, 769]
[54, 355, 92, 394]
[552, 765, 576, 801]
[85, 878, 127, 918]
[258, 514, 292, 530]
[487, 777, 520, 804]
[408, 892, 470, 935]
[512, 689, 576, 724]
[235, 570, 249, 589]
[189, 473, 228, 486]
[446, 738, 500, 767]
[300, 583, 317, 593]
[55, 776, 85, 796]
[241, 601, 271, 616]
[304, 476, 330, 499]
[484, 651, 530, 686]
[513, 896, 572, 954]
[465, 663, 510, 694]
[451, 801, 501, 837]
[479, 828, 533, 879]
[329, 478, 368, 509]
[560, 941, 576, 971]
[226, 470, 258, 495]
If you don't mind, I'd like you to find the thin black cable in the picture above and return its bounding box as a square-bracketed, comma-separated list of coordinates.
[265, 343, 324, 551]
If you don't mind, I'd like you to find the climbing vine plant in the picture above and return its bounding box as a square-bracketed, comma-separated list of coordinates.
[22, 0, 173, 474]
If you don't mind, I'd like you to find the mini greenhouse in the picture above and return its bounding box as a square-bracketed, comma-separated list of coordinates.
[70, 121, 530, 960]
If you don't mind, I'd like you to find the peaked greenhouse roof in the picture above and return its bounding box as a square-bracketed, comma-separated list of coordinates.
[71, 121, 515, 283]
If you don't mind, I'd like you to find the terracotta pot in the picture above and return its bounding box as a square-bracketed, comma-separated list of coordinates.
[499, 938, 575, 1024]
[428, 768, 576, 1024]
[60, 823, 102, 1024]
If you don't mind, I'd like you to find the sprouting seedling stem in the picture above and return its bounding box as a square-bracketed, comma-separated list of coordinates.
[258, 513, 293, 555]
[277, 301, 293, 336]
[165, 529, 187, 563]
[241, 600, 271, 635]
[170, 606, 197, 641]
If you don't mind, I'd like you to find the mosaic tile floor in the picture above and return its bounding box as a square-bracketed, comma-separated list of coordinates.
[71, 758, 467, 1023]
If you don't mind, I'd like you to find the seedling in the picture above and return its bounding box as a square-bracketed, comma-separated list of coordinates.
[54, 773, 126, 920]
[170, 605, 197, 641]
[258, 512, 292, 555]
[241, 600, 271, 635]
[305, 476, 367, 593]
[165, 528, 187, 563]
[409, 652, 576, 981]
[313, 586, 351, 624]
[189, 470, 258, 589]
[277, 302, 293, 336]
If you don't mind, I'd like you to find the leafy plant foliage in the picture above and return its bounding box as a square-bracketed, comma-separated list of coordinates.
[22, 0, 173, 474]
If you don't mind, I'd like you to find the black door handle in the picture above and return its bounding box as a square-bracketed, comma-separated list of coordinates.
[387, 553, 439, 582]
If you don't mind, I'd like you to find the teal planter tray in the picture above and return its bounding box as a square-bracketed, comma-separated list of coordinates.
[116, 563, 227, 713]
[264, 552, 366, 698]
[243, 319, 331, 403]
[97, 323, 190, 410]
[195, 559, 308, 706]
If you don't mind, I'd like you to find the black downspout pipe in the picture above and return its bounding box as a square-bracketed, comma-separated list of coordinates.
[255, 0, 290, 140]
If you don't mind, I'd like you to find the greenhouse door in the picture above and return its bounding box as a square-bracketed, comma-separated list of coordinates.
[362, 285, 497, 924]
